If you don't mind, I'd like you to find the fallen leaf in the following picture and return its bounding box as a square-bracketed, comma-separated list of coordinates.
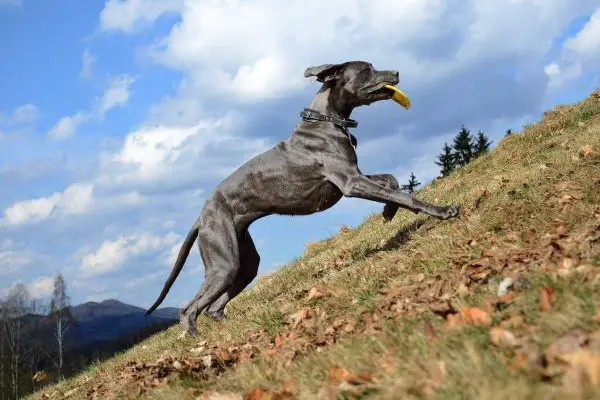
[244, 387, 269, 400]
[216, 348, 233, 362]
[328, 367, 356, 385]
[461, 307, 492, 326]
[540, 287, 557, 312]
[290, 308, 312, 329]
[445, 313, 464, 329]
[274, 333, 285, 349]
[308, 287, 328, 301]
[490, 327, 520, 348]
[343, 322, 355, 333]
[508, 352, 529, 375]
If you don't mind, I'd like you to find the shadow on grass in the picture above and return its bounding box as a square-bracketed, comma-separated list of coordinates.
[364, 218, 429, 258]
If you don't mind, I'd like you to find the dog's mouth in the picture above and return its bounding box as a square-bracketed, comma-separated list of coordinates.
[361, 81, 411, 109]
[362, 82, 395, 101]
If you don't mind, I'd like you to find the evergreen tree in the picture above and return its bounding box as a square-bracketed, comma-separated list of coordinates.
[401, 172, 421, 194]
[473, 130, 493, 158]
[505, 129, 512, 137]
[435, 143, 455, 177]
[452, 126, 474, 167]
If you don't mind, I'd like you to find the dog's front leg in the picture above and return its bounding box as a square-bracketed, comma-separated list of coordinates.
[323, 155, 459, 220]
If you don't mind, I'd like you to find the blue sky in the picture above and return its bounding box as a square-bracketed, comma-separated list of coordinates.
[1, 0, 599, 309]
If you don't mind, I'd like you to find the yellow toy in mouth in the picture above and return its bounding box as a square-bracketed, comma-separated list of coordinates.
[384, 85, 411, 109]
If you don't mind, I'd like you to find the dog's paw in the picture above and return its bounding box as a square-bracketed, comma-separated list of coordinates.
[441, 205, 460, 220]
[180, 314, 199, 337]
[205, 310, 226, 322]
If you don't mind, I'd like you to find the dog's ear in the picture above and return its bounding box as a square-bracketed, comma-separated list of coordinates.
[304, 63, 345, 83]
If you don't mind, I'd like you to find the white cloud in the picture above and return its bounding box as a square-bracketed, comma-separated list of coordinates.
[545, 7, 600, 89]
[47, 74, 134, 140]
[563, 8, 600, 59]
[79, 49, 96, 78]
[79, 231, 180, 278]
[100, 0, 183, 33]
[28, 276, 54, 299]
[142, 0, 599, 103]
[47, 112, 89, 140]
[10, 104, 39, 124]
[2, 183, 95, 225]
[97, 75, 136, 116]
[0, 249, 35, 276]
[96, 114, 271, 192]
[58, 183, 95, 215]
[4, 192, 62, 225]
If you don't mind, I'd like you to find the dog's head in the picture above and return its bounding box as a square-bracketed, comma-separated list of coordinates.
[304, 61, 400, 107]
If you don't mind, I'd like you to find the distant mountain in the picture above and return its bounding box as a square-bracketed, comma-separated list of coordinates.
[70, 299, 146, 321]
[21, 299, 180, 351]
[67, 300, 179, 347]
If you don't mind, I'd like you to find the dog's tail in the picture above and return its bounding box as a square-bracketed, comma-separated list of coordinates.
[145, 218, 201, 317]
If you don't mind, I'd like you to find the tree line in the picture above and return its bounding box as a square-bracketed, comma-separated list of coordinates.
[1, 273, 174, 399]
[401, 125, 496, 191]
[0, 273, 72, 399]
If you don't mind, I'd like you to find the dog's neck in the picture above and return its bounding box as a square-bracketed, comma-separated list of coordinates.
[308, 87, 354, 120]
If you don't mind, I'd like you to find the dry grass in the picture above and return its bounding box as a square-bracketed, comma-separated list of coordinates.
[29, 90, 600, 400]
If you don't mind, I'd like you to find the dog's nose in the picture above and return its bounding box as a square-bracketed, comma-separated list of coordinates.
[392, 70, 399, 79]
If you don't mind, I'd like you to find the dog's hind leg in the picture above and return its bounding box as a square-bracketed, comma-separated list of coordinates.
[204, 229, 260, 321]
[180, 211, 241, 336]
[366, 174, 400, 222]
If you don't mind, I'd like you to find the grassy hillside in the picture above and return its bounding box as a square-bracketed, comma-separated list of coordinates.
[31, 91, 600, 400]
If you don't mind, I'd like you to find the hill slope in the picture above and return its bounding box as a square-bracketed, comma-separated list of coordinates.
[31, 91, 600, 400]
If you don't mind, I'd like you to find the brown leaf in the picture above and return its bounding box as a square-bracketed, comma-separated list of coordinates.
[539, 287, 557, 312]
[244, 387, 270, 400]
[216, 348, 233, 362]
[490, 327, 520, 348]
[343, 322, 355, 333]
[291, 308, 312, 329]
[307, 287, 328, 301]
[274, 333, 285, 349]
[581, 145, 594, 156]
[445, 313, 464, 329]
[328, 367, 356, 385]
[507, 352, 529, 375]
[461, 307, 492, 326]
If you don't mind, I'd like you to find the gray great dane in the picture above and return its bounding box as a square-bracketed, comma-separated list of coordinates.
[146, 61, 460, 336]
